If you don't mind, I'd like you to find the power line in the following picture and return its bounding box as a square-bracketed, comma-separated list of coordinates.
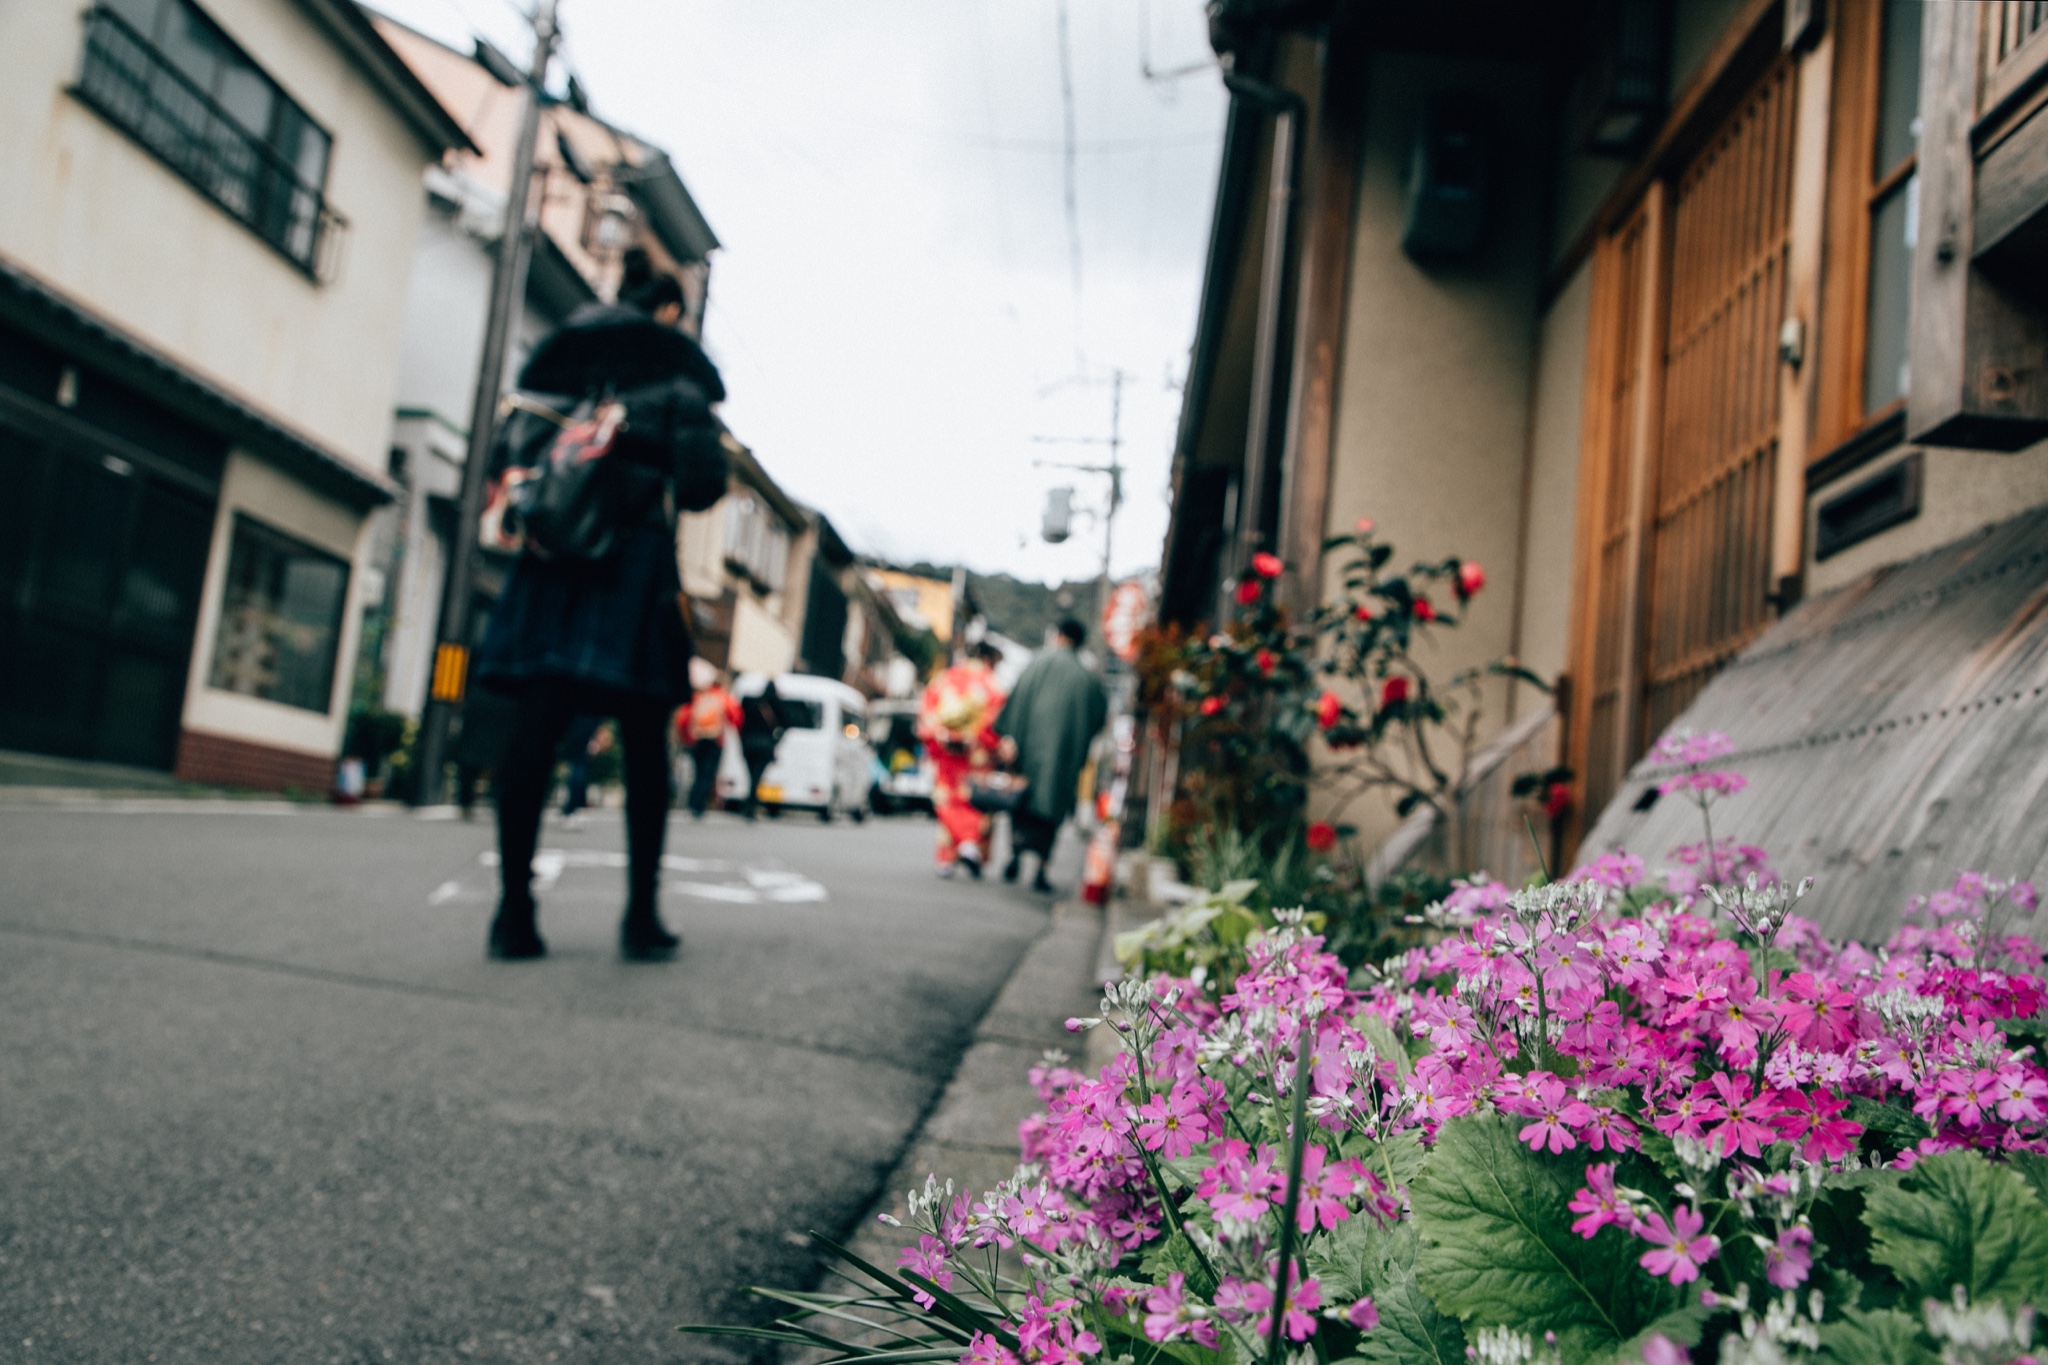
[1055, 0, 1084, 373]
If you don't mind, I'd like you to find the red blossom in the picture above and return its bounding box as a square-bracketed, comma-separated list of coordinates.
[1315, 691, 1341, 728]
[1235, 579, 1261, 605]
[1199, 695, 1225, 716]
[1353, 603, 1373, 621]
[1457, 561, 1486, 600]
[1380, 675, 1410, 708]
[1306, 822, 1337, 853]
[1255, 649, 1276, 676]
[1251, 552, 1284, 579]
[1413, 597, 1436, 622]
[1543, 782, 1572, 820]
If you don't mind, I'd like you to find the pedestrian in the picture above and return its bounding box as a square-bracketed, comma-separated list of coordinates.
[679, 663, 742, 818]
[736, 679, 789, 819]
[917, 641, 1005, 878]
[449, 683, 518, 820]
[556, 714, 604, 826]
[474, 248, 729, 962]
[994, 619, 1107, 894]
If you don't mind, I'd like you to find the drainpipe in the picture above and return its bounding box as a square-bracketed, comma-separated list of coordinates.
[1220, 62, 1305, 613]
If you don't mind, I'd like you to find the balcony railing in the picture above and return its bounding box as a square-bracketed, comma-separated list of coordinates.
[72, 7, 344, 279]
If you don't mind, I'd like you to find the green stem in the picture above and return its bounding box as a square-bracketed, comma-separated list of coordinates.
[1267, 1026, 1315, 1365]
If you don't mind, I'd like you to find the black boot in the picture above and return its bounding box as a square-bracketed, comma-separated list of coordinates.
[487, 894, 546, 960]
[621, 905, 680, 961]
[1002, 853, 1021, 884]
[1031, 860, 1055, 896]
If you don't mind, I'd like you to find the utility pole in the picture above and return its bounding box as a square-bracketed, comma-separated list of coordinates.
[1031, 367, 1125, 663]
[412, 0, 560, 806]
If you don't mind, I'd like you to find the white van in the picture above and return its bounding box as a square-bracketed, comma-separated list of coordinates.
[716, 673, 873, 821]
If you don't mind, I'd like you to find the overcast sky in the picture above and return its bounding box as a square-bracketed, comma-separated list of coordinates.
[376, 0, 1227, 586]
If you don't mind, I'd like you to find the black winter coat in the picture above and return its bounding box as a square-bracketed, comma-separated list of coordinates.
[474, 304, 728, 705]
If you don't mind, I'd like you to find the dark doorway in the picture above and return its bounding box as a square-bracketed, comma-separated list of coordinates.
[0, 402, 220, 770]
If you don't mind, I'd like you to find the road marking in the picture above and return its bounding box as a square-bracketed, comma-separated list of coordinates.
[428, 880, 462, 905]
[465, 848, 827, 904]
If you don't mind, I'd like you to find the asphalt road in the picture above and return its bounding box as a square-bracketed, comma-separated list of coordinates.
[0, 800, 1068, 1362]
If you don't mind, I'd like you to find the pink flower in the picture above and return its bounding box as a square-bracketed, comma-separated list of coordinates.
[1456, 561, 1486, 600]
[1294, 1143, 1369, 1234]
[1650, 730, 1736, 767]
[1142, 1273, 1218, 1348]
[1777, 973, 1861, 1051]
[1703, 1074, 1780, 1159]
[1413, 597, 1436, 622]
[1513, 1073, 1596, 1154]
[1764, 1226, 1813, 1289]
[1996, 1063, 2048, 1122]
[965, 1331, 1020, 1365]
[1568, 1163, 1627, 1238]
[1251, 551, 1284, 579]
[1218, 1269, 1320, 1342]
[898, 1235, 953, 1309]
[1640, 1335, 1691, 1365]
[1133, 1079, 1216, 1160]
[1938, 1068, 2002, 1128]
[1637, 1205, 1720, 1285]
[1344, 1296, 1380, 1331]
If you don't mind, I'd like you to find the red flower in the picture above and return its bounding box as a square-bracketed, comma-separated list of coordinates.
[1306, 822, 1338, 853]
[1413, 597, 1436, 622]
[1251, 551, 1284, 579]
[1256, 649, 1276, 675]
[1542, 782, 1571, 820]
[1380, 676, 1410, 708]
[1355, 517, 1375, 534]
[1315, 691, 1341, 728]
[1353, 603, 1373, 622]
[1457, 562, 1486, 600]
[1199, 695, 1226, 716]
[1235, 579, 1261, 605]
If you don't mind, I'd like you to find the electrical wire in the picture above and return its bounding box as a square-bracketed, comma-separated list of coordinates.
[1055, 0, 1085, 374]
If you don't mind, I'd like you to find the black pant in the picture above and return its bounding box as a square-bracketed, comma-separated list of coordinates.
[687, 738, 722, 815]
[740, 743, 775, 816]
[1011, 809, 1058, 860]
[496, 680, 672, 915]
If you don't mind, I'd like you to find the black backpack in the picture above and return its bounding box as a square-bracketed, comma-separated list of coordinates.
[479, 378, 728, 565]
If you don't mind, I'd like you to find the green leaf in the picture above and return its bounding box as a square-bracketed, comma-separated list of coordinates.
[1345, 1130, 1426, 1193]
[1139, 1230, 1217, 1299]
[1816, 1306, 1939, 1365]
[1606, 1299, 1709, 1365]
[1355, 1016, 1412, 1083]
[1349, 1269, 1468, 1365]
[1862, 1149, 2048, 1310]
[2007, 1150, 2048, 1213]
[1409, 1114, 1682, 1364]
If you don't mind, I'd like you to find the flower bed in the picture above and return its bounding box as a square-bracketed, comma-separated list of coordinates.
[690, 738, 2048, 1364]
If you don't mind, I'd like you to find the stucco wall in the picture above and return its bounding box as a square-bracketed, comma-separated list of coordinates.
[182, 451, 370, 758]
[0, 0, 430, 472]
[1516, 259, 1594, 692]
[729, 594, 797, 677]
[1319, 51, 1548, 843]
[1807, 445, 2048, 594]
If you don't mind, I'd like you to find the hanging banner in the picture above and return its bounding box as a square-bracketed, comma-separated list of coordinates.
[1100, 579, 1150, 663]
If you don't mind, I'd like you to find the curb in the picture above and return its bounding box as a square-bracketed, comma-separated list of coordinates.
[835, 896, 1111, 1282]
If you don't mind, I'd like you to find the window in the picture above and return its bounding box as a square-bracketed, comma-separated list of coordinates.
[775, 699, 823, 730]
[1862, 0, 1922, 416]
[208, 515, 350, 713]
[721, 493, 790, 593]
[75, 1, 340, 275]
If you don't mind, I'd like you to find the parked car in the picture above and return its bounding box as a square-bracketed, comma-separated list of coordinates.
[866, 699, 933, 815]
[716, 673, 872, 822]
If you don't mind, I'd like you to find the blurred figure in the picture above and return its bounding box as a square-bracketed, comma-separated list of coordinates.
[680, 661, 741, 818]
[450, 684, 518, 821]
[995, 619, 1106, 894]
[556, 714, 604, 826]
[919, 641, 1005, 878]
[736, 679, 789, 819]
[474, 249, 729, 962]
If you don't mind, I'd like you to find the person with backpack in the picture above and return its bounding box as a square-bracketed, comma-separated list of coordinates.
[736, 680, 789, 820]
[473, 249, 729, 962]
[678, 665, 742, 818]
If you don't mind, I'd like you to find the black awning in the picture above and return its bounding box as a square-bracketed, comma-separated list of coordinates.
[0, 252, 395, 509]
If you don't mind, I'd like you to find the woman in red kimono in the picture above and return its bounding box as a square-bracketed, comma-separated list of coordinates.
[917, 642, 1005, 878]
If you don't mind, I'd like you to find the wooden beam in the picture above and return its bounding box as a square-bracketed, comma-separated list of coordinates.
[1774, 25, 1835, 589]
[1276, 25, 1367, 618]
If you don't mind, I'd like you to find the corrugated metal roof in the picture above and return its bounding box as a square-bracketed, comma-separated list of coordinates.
[1579, 504, 2048, 943]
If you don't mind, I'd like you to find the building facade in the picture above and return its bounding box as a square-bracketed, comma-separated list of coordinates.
[1160, 0, 2048, 915]
[0, 0, 466, 788]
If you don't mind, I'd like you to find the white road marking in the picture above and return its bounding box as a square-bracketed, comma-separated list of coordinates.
[428, 880, 462, 905]
[469, 847, 828, 904]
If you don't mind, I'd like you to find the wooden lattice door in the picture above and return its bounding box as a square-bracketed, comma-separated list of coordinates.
[1569, 56, 1796, 826]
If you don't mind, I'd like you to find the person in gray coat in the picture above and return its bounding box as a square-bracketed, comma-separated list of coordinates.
[994, 619, 1107, 893]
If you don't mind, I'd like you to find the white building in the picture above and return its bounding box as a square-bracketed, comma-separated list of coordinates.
[0, 0, 467, 788]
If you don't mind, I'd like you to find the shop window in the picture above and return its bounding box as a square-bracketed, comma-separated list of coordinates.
[208, 514, 349, 713]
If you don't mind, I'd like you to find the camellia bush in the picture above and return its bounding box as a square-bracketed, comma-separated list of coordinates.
[690, 736, 2048, 1365]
